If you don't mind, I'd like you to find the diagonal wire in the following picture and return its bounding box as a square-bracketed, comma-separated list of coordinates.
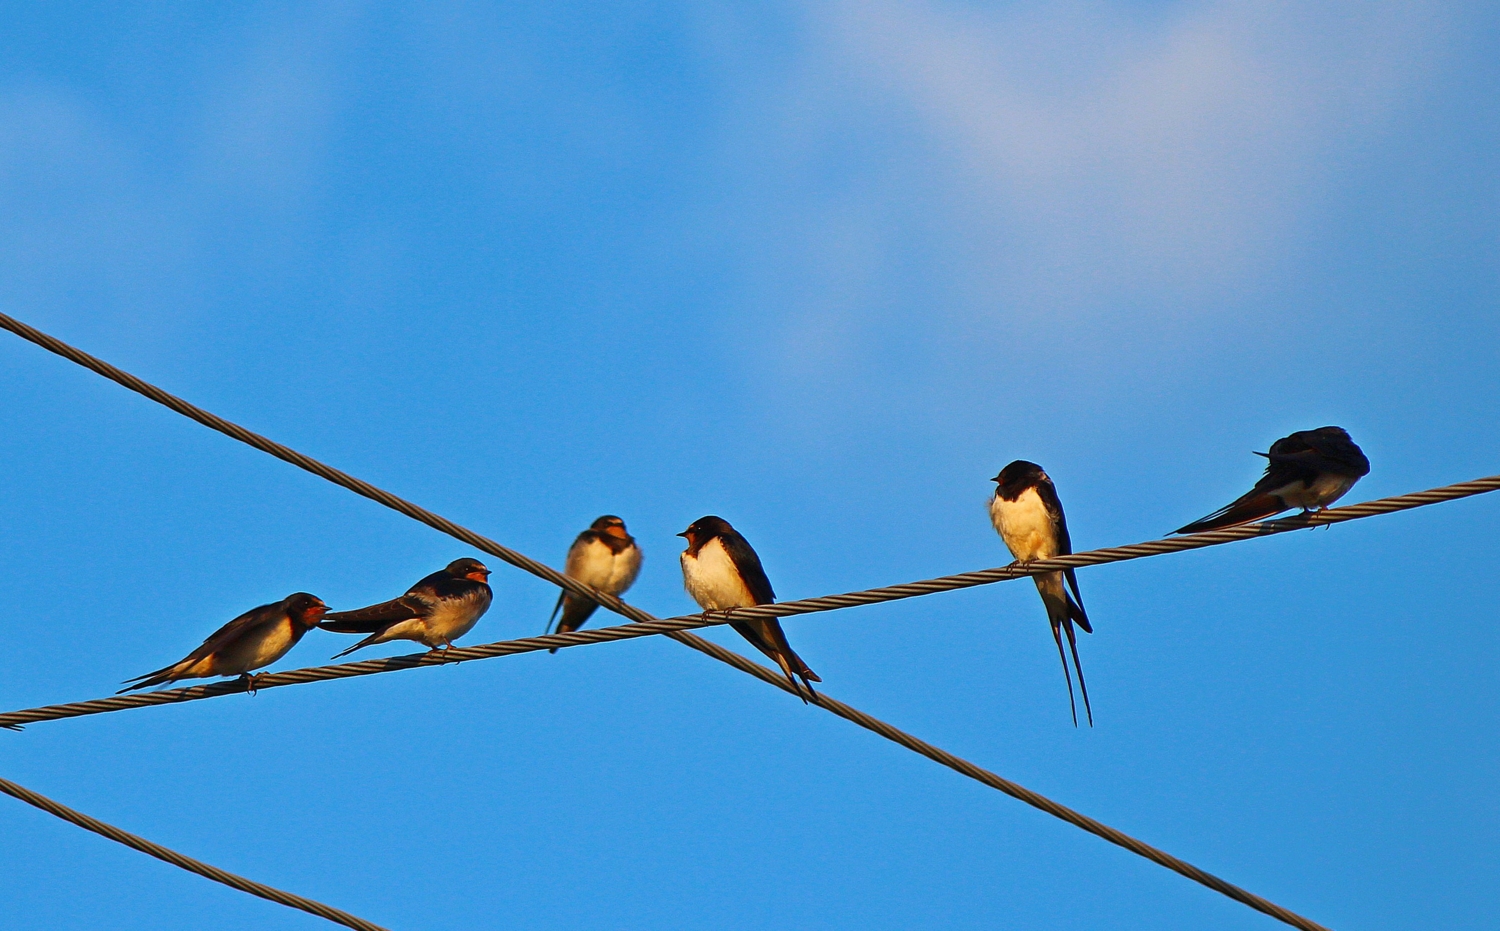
[0, 313, 1366, 931]
[0, 636, 1334, 931]
[4, 311, 1495, 636]
[5, 464, 1499, 732]
[0, 774, 390, 931]
[0, 312, 632, 617]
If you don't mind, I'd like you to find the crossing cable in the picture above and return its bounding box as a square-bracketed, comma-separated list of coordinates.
[0, 637, 1334, 931]
[0, 774, 390, 931]
[0, 315, 1409, 931]
[4, 467, 1499, 733]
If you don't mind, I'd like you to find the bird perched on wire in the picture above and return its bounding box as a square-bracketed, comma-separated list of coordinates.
[990, 461, 1093, 727]
[1173, 426, 1370, 534]
[320, 558, 492, 658]
[544, 515, 642, 653]
[119, 593, 329, 693]
[678, 515, 820, 701]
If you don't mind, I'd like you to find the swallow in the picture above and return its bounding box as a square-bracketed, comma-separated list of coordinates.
[119, 592, 329, 693]
[678, 515, 821, 700]
[544, 515, 642, 653]
[319, 558, 493, 658]
[1174, 426, 1370, 534]
[990, 461, 1093, 726]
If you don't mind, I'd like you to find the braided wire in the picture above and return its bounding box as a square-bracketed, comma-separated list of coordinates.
[0, 775, 390, 931]
[4, 473, 1494, 732]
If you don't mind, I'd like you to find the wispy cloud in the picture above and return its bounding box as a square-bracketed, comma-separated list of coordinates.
[812, 0, 1448, 302]
[682, 1, 1457, 421]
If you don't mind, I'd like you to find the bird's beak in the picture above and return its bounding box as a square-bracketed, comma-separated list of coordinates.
[990, 475, 1003, 483]
[676, 530, 690, 538]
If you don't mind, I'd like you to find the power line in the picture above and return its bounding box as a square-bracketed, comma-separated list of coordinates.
[3, 470, 1496, 733]
[0, 774, 390, 931]
[2, 637, 1334, 931]
[0, 314, 1370, 930]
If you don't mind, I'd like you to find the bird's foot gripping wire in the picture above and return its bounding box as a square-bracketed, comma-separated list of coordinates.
[1300, 506, 1334, 529]
[239, 673, 262, 696]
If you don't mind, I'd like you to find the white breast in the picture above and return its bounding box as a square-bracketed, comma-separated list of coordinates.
[423, 588, 493, 642]
[681, 537, 756, 611]
[570, 539, 642, 596]
[606, 544, 643, 595]
[989, 486, 1060, 562]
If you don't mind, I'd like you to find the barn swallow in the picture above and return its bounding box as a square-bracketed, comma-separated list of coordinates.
[119, 593, 328, 693]
[319, 558, 492, 658]
[1174, 426, 1370, 534]
[990, 461, 1093, 727]
[544, 515, 642, 653]
[678, 516, 821, 700]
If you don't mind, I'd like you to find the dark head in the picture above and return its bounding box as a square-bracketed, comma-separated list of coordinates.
[991, 460, 1049, 497]
[1311, 426, 1352, 441]
[445, 558, 491, 584]
[590, 514, 632, 541]
[284, 592, 329, 628]
[678, 515, 733, 550]
[1271, 426, 1370, 476]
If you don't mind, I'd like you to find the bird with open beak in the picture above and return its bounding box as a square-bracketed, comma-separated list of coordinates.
[678, 515, 820, 701]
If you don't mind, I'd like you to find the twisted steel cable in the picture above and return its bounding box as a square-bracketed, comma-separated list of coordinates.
[4, 473, 1496, 732]
[0, 775, 390, 931]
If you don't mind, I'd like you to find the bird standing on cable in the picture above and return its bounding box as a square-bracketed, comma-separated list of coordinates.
[544, 515, 642, 653]
[119, 593, 329, 693]
[1173, 426, 1370, 534]
[990, 461, 1094, 727]
[320, 558, 492, 658]
[678, 516, 821, 700]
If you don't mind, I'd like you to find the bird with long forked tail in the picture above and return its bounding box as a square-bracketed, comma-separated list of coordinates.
[990, 461, 1094, 727]
[119, 593, 328, 693]
[544, 516, 642, 653]
[1174, 427, 1370, 534]
[678, 516, 820, 701]
[320, 558, 492, 658]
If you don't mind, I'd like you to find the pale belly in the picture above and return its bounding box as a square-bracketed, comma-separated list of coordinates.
[990, 488, 1060, 562]
[214, 620, 297, 675]
[1276, 472, 1359, 510]
[681, 540, 757, 611]
[605, 546, 643, 595]
[421, 590, 493, 643]
[573, 541, 642, 596]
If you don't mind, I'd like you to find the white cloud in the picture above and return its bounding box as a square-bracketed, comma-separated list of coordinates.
[703, 1, 1451, 328]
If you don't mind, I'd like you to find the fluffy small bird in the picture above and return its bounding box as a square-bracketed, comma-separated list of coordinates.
[320, 558, 492, 658]
[119, 592, 328, 693]
[990, 461, 1093, 727]
[678, 515, 820, 700]
[1174, 426, 1370, 534]
[544, 515, 642, 653]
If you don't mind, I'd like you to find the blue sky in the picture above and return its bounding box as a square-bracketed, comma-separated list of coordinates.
[0, 2, 1496, 929]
